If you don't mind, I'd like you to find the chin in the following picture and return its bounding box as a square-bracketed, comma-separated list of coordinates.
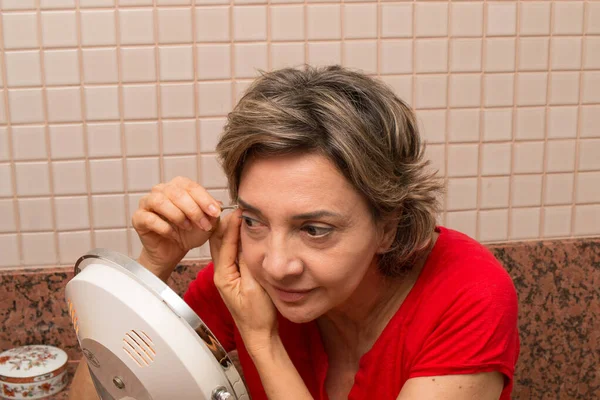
[275, 302, 323, 324]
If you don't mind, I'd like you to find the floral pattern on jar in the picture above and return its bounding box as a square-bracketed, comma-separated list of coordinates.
[0, 347, 59, 373]
[0, 371, 67, 399]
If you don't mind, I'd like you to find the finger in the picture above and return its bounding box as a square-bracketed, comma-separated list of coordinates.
[211, 209, 243, 284]
[208, 208, 239, 253]
[151, 183, 166, 193]
[210, 208, 241, 264]
[163, 183, 212, 231]
[185, 182, 223, 219]
[238, 256, 262, 293]
[143, 192, 191, 231]
[132, 209, 178, 241]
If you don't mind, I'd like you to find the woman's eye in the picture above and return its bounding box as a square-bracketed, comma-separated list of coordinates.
[301, 225, 332, 238]
[241, 216, 262, 228]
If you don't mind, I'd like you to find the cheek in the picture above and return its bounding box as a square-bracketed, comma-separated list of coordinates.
[240, 231, 264, 271]
[307, 251, 370, 285]
[303, 234, 379, 286]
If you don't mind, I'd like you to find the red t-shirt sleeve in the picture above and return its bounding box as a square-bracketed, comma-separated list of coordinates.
[183, 262, 237, 352]
[409, 258, 520, 383]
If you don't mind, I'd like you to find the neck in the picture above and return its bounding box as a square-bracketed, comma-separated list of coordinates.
[317, 260, 420, 360]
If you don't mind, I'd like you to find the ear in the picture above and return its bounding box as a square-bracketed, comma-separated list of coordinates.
[376, 216, 398, 254]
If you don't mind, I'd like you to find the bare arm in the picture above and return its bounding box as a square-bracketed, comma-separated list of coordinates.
[397, 372, 504, 400]
[249, 336, 313, 400]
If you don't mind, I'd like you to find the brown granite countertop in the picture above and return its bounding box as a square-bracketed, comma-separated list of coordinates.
[1, 238, 599, 399]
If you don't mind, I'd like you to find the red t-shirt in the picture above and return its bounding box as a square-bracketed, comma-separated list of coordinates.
[184, 227, 520, 399]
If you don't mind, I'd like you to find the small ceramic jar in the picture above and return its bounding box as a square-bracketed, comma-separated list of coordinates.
[0, 345, 68, 399]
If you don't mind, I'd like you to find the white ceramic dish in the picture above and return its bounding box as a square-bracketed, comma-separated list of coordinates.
[0, 345, 68, 399]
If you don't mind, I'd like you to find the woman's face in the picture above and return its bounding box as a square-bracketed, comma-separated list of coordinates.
[237, 152, 388, 323]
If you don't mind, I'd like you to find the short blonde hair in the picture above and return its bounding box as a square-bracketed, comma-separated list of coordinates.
[217, 66, 442, 276]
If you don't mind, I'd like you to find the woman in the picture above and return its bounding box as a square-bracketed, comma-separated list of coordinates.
[70, 66, 519, 399]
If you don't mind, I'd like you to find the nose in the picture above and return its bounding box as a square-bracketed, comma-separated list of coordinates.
[262, 233, 303, 281]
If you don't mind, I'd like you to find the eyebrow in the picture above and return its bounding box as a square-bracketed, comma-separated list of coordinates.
[237, 198, 344, 221]
[237, 198, 264, 218]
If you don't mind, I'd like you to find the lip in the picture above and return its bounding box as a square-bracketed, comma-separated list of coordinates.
[272, 287, 314, 303]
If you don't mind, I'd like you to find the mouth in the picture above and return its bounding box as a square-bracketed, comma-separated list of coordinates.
[272, 286, 315, 303]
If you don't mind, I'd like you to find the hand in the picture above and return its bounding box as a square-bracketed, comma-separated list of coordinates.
[210, 209, 278, 353]
[211, 211, 313, 400]
[132, 176, 222, 275]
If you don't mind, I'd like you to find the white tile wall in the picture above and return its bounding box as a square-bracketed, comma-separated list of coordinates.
[0, 0, 598, 268]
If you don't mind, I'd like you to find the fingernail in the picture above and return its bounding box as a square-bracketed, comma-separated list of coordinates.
[208, 204, 220, 217]
[200, 217, 213, 231]
[183, 220, 192, 230]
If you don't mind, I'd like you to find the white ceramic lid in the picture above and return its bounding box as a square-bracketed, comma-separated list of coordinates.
[0, 345, 68, 379]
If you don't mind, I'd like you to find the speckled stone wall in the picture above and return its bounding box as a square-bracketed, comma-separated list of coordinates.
[1, 237, 598, 399]
[490, 239, 600, 399]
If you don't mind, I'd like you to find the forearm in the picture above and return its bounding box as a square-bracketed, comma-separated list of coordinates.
[137, 249, 182, 283]
[68, 359, 99, 400]
[249, 335, 313, 400]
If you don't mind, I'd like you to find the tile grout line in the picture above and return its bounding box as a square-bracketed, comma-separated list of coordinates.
[340, 0, 346, 67]
[506, 0, 520, 242]
[2, 35, 600, 51]
[1, 114, 234, 123]
[6, 71, 600, 87]
[1, 1, 597, 13]
[113, 1, 133, 258]
[191, 0, 203, 259]
[441, 0, 450, 229]
[375, 0, 381, 78]
[303, 0, 308, 64]
[0, 5, 25, 268]
[570, 1, 588, 238]
[538, 0, 555, 240]
[229, 0, 235, 128]
[75, 0, 97, 254]
[5, 66, 600, 88]
[476, 0, 488, 241]
[266, 0, 272, 72]
[340, 0, 345, 67]
[35, 0, 61, 266]
[0, 152, 202, 163]
[410, 1, 421, 224]
[152, 1, 164, 184]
